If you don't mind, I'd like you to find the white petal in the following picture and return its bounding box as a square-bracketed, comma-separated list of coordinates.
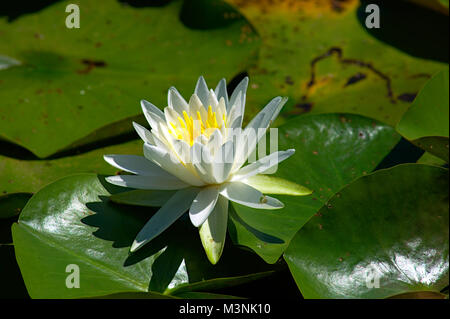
[215, 97, 226, 128]
[156, 121, 179, 147]
[213, 140, 235, 183]
[199, 195, 229, 264]
[246, 96, 287, 134]
[106, 175, 188, 190]
[220, 182, 284, 209]
[232, 149, 295, 181]
[132, 122, 154, 144]
[130, 187, 199, 252]
[228, 115, 243, 130]
[189, 186, 220, 227]
[143, 143, 204, 186]
[188, 94, 207, 119]
[171, 138, 188, 160]
[234, 96, 288, 170]
[149, 129, 170, 149]
[226, 91, 243, 128]
[214, 78, 229, 108]
[195, 76, 210, 108]
[191, 142, 216, 184]
[141, 100, 165, 131]
[208, 89, 219, 109]
[229, 76, 248, 113]
[104, 154, 176, 178]
[164, 106, 181, 127]
[205, 129, 223, 156]
[168, 87, 189, 114]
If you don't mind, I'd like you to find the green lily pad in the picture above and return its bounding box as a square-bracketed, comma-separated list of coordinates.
[225, 0, 447, 126]
[229, 113, 401, 263]
[284, 164, 449, 299]
[388, 291, 448, 299]
[0, 0, 258, 158]
[417, 152, 447, 167]
[440, 0, 450, 8]
[12, 173, 275, 298]
[166, 270, 273, 295]
[396, 68, 449, 162]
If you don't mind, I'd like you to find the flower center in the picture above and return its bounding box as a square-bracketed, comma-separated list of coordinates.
[168, 105, 226, 146]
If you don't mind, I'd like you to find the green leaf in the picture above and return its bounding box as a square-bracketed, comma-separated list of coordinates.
[225, 0, 447, 126]
[12, 174, 275, 298]
[229, 113, 401, 263]
[0, 0, 258, 158]
[166, 271, 274, 296]
[440, 0, 450, 8]
[414, 137, 449, 163]
[396, 68, 449, 161]
[244, 175, 312, 196]
[387, 291, 448, 299]
[417, 152, 447, 167]
[284, 164, 449, 299]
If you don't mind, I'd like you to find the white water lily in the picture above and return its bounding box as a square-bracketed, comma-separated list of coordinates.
[104, 76, 307, 264]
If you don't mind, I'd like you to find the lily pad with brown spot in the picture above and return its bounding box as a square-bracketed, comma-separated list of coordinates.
[0, 0, 259, 158]
[225, 0, 447, 126]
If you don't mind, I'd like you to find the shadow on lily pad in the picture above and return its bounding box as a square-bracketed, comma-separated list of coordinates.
[82, 178, 277, 293]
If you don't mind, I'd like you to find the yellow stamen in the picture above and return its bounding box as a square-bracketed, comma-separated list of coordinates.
[168, 105, 226, 145]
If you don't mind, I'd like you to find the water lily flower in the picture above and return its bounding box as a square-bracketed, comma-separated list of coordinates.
[104, 76, 310, 264]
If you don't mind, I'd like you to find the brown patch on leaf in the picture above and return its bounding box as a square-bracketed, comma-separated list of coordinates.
[344, 72, 367, 87]
[397, 93, 417, 103]
[77, 59, 107, 74]
[288, 102, 314, 115]
[306, 47, 395, 103]
[227, 0, 358, 14]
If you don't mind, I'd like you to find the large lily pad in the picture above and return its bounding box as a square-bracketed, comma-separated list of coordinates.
[12, 173, 275, 298]
[229, 113, 400, 263]
[0, 0, 259, 158]
[225, 0, 447, 126]
[396, 68, 449, 162]
[284, 164, 449, 299]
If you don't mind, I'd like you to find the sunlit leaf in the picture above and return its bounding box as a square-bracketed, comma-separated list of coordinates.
[285, 164, 449, 298]
[229, 113, 400, 263]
